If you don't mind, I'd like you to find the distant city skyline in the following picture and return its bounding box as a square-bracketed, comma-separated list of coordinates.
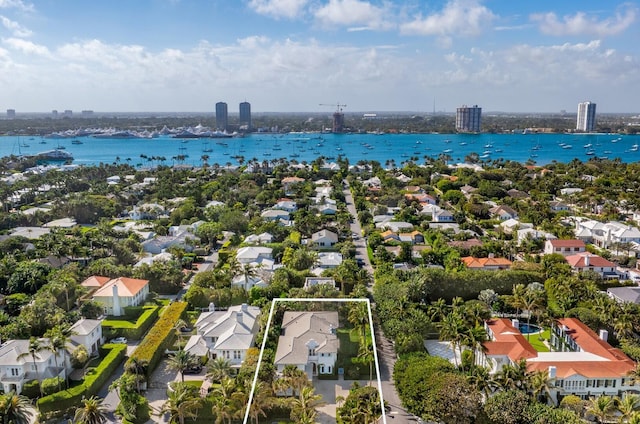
[0, 1, 638, 113]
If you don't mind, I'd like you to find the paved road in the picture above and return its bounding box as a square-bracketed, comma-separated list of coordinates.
[343, 180, 419, 424]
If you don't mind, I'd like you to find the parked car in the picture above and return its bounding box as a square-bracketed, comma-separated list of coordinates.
[110, 337, 128, 344]
[179, 326, 193, 333]
[183, 365, 202, 374]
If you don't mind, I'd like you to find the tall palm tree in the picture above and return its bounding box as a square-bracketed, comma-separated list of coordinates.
[438, 312, 464, 367]
[495, 359, 530, 392]
[166, 350, 198, 383]
[74, 396, 109, 424]
[347, 302, 369, 341]
[17, 337, 46, 397]
[211, 395, 233, 424]
[273, 365, 309, 396]
[617, 394, 640, 424]
[206, 357, 232, 383]
[587, 395, 617, 424]
[124, 356, 149, 392]
[529, 369, 555, 404]
[44, 327, 69, 392]
[247, 381, 274, 424]
[161, 383, 202, 424]
[357, 340, 375, 383]
[0, 391, 35, 424]
[290, 386, 326, 424]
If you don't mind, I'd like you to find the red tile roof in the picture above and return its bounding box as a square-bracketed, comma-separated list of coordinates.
[548, 239, 585, 248]
[565, 253, 615, 268]
[462, 256, 512, 269]
[483, 319, 538, 362]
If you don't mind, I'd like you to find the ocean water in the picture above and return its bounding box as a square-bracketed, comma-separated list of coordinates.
[0, 132, 637, 167]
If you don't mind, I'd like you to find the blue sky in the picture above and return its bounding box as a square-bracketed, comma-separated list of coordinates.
[0, 0, 638, 113]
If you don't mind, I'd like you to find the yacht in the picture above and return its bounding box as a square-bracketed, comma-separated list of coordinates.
[37, 149, 73, 161]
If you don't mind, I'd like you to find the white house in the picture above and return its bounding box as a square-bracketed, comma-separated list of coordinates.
[274, 311, 339, 377]
[261, 209, 290, 222]
[317, 252, 343, 269]
[244, 232, 274, 245]
[544, 239, 586, 256]
[0, 338, 68, 394]
[311, 230, 339, 247]
[481, 318, 637, 404]
[235, 246, 273, 264]
[516, 228, 556, 246]
[489, 205, 518, 221]
[500, 219, 533, 234]
[565, 253, 618, 279]
[274, 200, 297, 212]
[141, 231, 198, 255]
[304, 277, 337, 291]
[574, 219, 640, 249]
[189, 304, 261, 368]
[91, 277, 150, 317]
[375, 221, 413, 232]
[69, 319, 103, 356]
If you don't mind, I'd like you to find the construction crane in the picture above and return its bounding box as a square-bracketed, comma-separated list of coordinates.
[319, 103, 347, 132]
[319, 103, 347, 113]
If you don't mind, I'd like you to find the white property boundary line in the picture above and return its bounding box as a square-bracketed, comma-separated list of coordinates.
[244, 297, 387, 424]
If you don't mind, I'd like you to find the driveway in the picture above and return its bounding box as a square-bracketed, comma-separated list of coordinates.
[314, 379, 367, 423]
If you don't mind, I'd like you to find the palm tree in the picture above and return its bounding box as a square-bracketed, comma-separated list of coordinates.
[348, 302, 369, 341]
[161, 383, 202, 424]
[74, 396, 109, 424]
[357, 340, 375, 383]
[44, 326, 70, 391]
[206, 357, 232, 383]
[530, 369, 555, 404]
[587, 395, 617, 424]
[428, 298, 449, 321]
[438, 312, 464, 366]
[16, 337, 46, 397]
[617, 394, 640, 424]
[466, 366, 496, 399]
[166, 350, 198, 383]
[247, 381, 274, 424]
[460, 326, 487, 368]
[0, 391, 35, 424]
[290, 386, 326, 423]
[273, 365, 310, 396]
[124, 356, 149, 392]
[211, 395, 233, 424]
[495, 359, 530, 392]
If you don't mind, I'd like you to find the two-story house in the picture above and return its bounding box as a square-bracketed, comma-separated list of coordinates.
[544, 239, 586, 256]
[0, 338, 67, 394]
[188, 304, 261, 369]
[91, 277, 150, 317]
[274, 311, 339, 378]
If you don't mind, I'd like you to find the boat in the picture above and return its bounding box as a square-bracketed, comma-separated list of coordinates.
[459, 142, 467, 146]
[562, 145, 573, 149]
[36, 149, 73, 161]
[71, 139, 83, 145]
[585, 150, 596, 156]
[442, 149, 453, 153]
[583, 143, 592, 148]
[631, 144, 639, 152]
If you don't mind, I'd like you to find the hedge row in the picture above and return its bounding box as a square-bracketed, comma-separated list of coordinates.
[37, 343, 127, 415]
[102, 305, 160, 340]
[128, 301, 187, 377]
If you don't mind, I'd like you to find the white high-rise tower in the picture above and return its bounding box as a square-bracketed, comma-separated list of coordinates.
[576, 101, 596, 132]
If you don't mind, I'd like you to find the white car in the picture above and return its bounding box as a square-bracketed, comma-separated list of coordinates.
[110, 337, 128, 344]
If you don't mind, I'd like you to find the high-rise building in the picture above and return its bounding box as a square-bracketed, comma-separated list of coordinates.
[239, 101, 251, 130]
[6, 109, 15, 119]
[576, 101, 596, 132]
[456, 105, 482, 133]
[215, 102, 228, 131]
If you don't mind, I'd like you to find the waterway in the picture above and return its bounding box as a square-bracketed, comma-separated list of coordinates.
[1, 132, 638, 167]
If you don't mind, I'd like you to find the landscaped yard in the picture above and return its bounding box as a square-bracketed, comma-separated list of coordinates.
[527, 328, 551, 352]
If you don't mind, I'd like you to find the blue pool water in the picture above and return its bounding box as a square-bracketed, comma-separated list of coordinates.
[519, 323, 542, 334]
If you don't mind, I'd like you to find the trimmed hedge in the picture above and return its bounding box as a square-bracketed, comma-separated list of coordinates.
[37, 343, 126, 416]
[102, 305, 160, 341]
[128, 301, 187, 377]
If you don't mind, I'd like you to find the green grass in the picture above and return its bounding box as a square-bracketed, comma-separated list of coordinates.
[103, 306, 158, 329]
[527, 328, 550, 352]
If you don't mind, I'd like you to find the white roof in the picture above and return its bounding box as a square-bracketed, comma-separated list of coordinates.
[195, 304, 261, 351]
[69, 319, 102, 336]
[236, 246, 273, 260]
[275, 311, 339, 365]
[184, 335, 210, 357]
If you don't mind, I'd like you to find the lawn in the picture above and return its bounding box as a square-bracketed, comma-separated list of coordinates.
[527, 328, 551, 352]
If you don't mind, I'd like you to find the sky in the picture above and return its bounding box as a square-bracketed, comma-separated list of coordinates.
[0, 0, 638, 113]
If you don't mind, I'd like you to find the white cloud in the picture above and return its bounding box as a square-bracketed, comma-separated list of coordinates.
[248, 0, 309, 19]
[0, 15, 32, 37]
[0, 0, 33, 12]
[400, 0, 496, 37]
[2, 37, 48, 55]
[531, 5, 637, 37]
[314, 0, 392, 30]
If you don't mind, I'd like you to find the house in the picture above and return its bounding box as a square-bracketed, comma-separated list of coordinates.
[80, 275, 111, 294]
[91, 277, 150, 317]
[244, 232, 274, 245]
[375, 221, 413, 232]
[141, 231, 198, 255]
[608, 286, 640, 304]
[231, 274, 267, 291]
[281, 176, 305, 194]
[489, 205, 518, 221]
[69, 319, 103, 356]
[274, 200, 298, 212]
[448, 238, 483, 250]
[544, 239, 586, 256]
[481, 318, 637, 403]
[304, 277, 337, 291]
[573, 219, 640, 248]
[189, 304, 261, 368]
[516, 228, 556, 246]
[380, 230, 400, 243]
[0, 338, 68, 394]
[565, 252, 618, 279]
[398, 231, 425, 245]
[317, 204, 338, 215]
[500, 219, 533, 235]
[461, 255, 512, 271]
[311, 230, 339, 247]
[432, 209, 455, 223]
[134, 251, 174, 267]
[550, 201, 570, 212]
[460, 185, 477, 199]
[316, 252, 343, 269]
[507, 189, 529, 199]
[261, 209, 290, 221]
[274, 311, 339, 377]
[235, 246, 273, 265]
[129, 203, 165, 220]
